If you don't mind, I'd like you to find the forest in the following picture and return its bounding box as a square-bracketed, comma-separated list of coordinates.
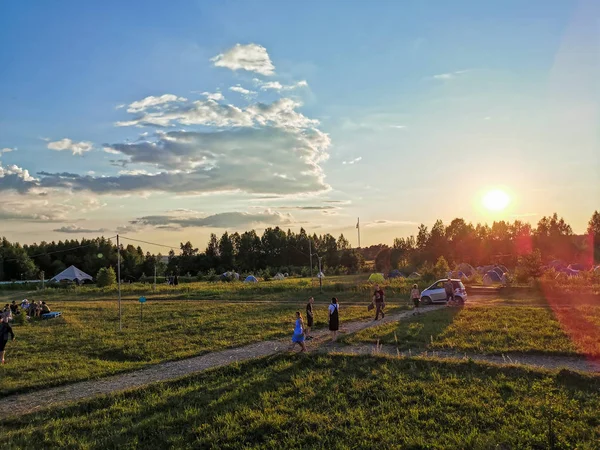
[1, 211, 598, 282]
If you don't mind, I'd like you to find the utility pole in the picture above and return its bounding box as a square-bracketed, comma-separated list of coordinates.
[308, 238, 313, 279]
[153, 263, 157, 292]
[318, 255, 323, 293]
[357, 217, 361, 249]
[117, 234, 122, 332]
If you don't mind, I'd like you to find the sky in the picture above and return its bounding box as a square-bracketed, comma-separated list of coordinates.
[0, 0, 598, 251]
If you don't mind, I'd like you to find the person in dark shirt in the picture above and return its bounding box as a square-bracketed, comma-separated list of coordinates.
[10, 301, 20, 315]
[305, 297, 314, 340]
[373, 284, 386, 320]
[444, 278, 455, 306]
[0, 319, 16, 364]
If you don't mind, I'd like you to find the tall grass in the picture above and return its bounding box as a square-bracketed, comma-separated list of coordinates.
[3, 354, 599, 448]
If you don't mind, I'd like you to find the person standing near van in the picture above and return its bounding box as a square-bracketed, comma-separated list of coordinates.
[411, 284, 421, 314]
[444, 278, 455, 306]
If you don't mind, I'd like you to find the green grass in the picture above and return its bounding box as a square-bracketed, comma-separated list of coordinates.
[343, 305, 600, 356]
[2, 354, 599, 449]
[0, 275, 419, 303]
[0, 299, 406, 396]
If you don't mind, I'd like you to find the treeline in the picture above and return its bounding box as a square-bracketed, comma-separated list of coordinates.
[0, 211, 598, 282]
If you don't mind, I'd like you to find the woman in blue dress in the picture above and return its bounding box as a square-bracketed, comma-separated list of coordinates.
[289, 311, 307, 352]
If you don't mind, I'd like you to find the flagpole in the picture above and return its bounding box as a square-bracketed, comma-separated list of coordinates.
[357, 217, 361, 249]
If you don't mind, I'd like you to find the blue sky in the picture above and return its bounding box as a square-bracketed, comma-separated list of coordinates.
[1, 0, 598, 248]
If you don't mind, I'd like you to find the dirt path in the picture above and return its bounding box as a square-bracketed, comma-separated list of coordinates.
[322, 344, 600, 373]
[2, 303, 597, 419]
[0, 306, 440, 419]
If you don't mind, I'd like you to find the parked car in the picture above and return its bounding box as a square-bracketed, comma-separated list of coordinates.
[420, 279, 467, 305]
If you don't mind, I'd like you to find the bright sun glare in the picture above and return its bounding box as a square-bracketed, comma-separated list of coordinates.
[482, 189, 510, 211]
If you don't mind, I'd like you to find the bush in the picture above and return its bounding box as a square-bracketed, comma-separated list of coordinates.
[96, 267, 116, 288]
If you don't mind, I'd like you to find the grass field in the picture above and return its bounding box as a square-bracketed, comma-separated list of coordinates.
[0, 275, 417, 303]
[0, 299, 407, 396]
[343, 305, 600, 357]
[2, 354, 599, 449]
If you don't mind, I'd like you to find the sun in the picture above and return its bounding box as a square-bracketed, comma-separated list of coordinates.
[482, 189, 510, 211]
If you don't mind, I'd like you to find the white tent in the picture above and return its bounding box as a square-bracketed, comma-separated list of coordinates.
[273, 273, 285, 280]
[51, 265, 93, 282]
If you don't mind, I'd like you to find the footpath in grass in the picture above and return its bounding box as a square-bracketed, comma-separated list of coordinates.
[2, 354, 599, 449]
[0, 300, 406, 396]
[343, 305, 600, 357]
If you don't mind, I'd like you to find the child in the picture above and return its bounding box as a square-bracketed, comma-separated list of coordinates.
[289, 311, 307, 352]
[411, 284, 421, 315]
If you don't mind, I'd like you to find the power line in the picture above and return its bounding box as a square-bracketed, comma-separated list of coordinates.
[3, 237, 118, 262]
[119, 235, 178, 250]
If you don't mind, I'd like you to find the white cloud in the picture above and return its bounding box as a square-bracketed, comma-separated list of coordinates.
[1, 147, 15, 154]
[53, 225, 108, 234]
[211, 43, 275, 76]
[342, 157, 362, 165]
[431, 70, 469, 80]
[229, 85, 256, 96]
[103, 146, 122, 154]
[48, 138, 93, 156]
[40, 127, 330, 196]
[115, 96, 318, 130]
[390, 125, 407, 129]
[0, 162, 39, 192]
[126, 94, 187, 113]
[201, 91, 224, 101]
[131, 210, 292, 229]
[257, 79, 308, 91]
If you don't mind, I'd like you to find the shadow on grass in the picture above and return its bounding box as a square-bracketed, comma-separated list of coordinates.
[3, 354, 600, 449]
[341, 307, 462, 351]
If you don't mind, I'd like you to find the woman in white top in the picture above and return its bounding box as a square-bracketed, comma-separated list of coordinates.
[328, 297, 340, 341]
[411, 284, 421, 315]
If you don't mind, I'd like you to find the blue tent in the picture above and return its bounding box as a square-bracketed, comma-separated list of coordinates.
[485, 271, 502, 282]
[244, 275, 258, 283]
[388, 269, 404, 278]
[492, 267, 504, 277]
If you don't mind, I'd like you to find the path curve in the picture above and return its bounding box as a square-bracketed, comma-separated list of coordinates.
[0, 306, 440, 419]
[322, 344, 600, 373]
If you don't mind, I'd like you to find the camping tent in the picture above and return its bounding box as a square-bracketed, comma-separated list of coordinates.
[457, 263, 476, 277]
[492, 267, 505, 277]
[568, 263, 585, 271]
[273, 273, 285, 280]
[51, 265, 93, 283]
[368, 273, 385, 283]
[244, 275, 258, 283]
[317, 272, 325, 279]
[483, 270, 502, 285]
[388, 269, 404, 279]
[498, 265, 509, 274]
[408, 272, 421, 279]
[220, 272, 240, 281]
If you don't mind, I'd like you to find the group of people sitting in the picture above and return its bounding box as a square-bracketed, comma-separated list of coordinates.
[1, 299, 51, 321]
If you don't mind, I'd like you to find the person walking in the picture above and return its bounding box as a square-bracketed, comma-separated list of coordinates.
[373, 284, 386, 320]
[411, 284, 421, 315]
[305, 297, 314, 340]
[444, 278, 455, 306]
[0, 318, 15, 364]
[289, 311, 307, 352]
[328, 298, 340, 341]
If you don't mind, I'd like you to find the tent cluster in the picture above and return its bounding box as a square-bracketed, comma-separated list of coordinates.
[475, 264, 510, 286]
[546, 260, 597, 278]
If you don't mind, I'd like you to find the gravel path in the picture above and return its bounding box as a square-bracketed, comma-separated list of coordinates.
[2, 303, 597, 419]
[0, 306, 438, 419]
[322, 344, 600, 373]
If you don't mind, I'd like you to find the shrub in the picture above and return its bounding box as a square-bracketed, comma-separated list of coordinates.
[434, 256, 450, 279]
[96, 267, 116, 288]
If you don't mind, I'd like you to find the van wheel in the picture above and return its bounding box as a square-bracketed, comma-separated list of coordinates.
[455, 296, 464, 306]
[421, 296, 432, 305]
